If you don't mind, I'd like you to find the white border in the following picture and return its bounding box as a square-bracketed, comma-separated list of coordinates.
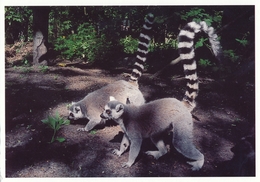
[1, 1, 259, 182]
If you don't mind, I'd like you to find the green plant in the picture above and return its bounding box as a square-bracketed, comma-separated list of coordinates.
[235, 37, 249, 47]
[38, 65, 49, 73]
[235, 32, 249, 47]
[151, 38, 177, 52]
[198, 58, 212, 67]
[223, 49, 239, 62]
[54, 22, 111, 62]
[119, 35, 138, 54]
[90, 129, 97, 135]
[22, 59, 29, 66]
[23, 59, 28, 65]
[41, 112, 70, 143]
[195, 37, 207, 49]
[5, 7, 33, 42]
[178, 7, 222, 28]
[235, 38, 248, 47]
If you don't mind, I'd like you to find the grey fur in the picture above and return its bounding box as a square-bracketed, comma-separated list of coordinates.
[100, 97, 204, 170]
[68, 80, 145, 131]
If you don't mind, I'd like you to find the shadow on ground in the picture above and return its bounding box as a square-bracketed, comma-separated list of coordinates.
[5, 66, 255, 177]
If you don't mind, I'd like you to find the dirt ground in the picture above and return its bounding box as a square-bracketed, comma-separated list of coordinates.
[4, 42, 255, 177]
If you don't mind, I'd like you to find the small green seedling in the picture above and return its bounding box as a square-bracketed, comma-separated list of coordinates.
[90, 129, 97, 135]
[38, 65, 49, 73]
[41, 112, 70, 143]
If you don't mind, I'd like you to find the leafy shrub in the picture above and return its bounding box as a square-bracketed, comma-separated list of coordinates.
[178, 7, 222, 28]
[223, 49, 239, 62]
[41, 112, 70, 143]
[119, 35, 138, 54]
[235, 32, 250, 47]
[119, 35, 177, 56]
[54, 23, 111, 62]
[235, 38, 248, 47]
[198, 58, 212, 67]
[151, 38, 177, 52]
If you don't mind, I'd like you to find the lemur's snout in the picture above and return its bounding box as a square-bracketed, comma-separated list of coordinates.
[100, 113, 106, 119]
[68, 113, 74, 119]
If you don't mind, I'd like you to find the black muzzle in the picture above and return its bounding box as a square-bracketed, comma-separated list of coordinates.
[100, 113, 106, 119]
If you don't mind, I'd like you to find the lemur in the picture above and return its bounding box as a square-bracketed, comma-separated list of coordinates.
[68, 13, 154, 132]
[100, 21, 222, 170]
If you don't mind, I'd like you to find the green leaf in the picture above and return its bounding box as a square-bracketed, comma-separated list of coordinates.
[63, 119, 70, 125]
[198, 58, 212, 67]
[235, 38, 248, 47]
[195, 38, 205, 49]
[49, 116, 57, 129]
[56, 137, 66, 142]
[41, 118, 48, 123]
[90, 130, 97, 135]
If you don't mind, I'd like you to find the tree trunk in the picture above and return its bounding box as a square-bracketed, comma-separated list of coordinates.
[33, 31, 47, 65]
[32, 7, 50, 65]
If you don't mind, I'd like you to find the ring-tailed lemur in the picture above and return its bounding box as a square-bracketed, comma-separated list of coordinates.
[101, 96, 204, 171]
[178, 21, 222, 111]
[68, 13, 154, 132]
[100, 21, 222, 170]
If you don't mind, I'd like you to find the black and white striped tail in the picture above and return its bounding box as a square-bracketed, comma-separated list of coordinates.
[178, 21, 222, 111]
[129, 13, 154, 83]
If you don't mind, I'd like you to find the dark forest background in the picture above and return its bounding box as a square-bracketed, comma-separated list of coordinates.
[5, 6, 254, 81]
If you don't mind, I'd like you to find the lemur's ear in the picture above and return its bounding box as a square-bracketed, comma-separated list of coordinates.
[115, 104, 124, 112]
[109, 96, 116, 101]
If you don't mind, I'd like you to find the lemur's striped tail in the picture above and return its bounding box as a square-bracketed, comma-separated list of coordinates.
[129, 13, 154, 83]
[178, 21, 222, 111]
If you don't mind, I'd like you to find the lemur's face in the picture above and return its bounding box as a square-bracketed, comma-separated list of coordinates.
[100, 97, 124, 121]
[68, 104, 84, 120]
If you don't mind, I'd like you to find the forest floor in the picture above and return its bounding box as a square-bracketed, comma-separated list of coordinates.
[4, 42, 255, 177]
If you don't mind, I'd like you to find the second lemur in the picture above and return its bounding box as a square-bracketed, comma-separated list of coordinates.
[100, 21, 222, 170]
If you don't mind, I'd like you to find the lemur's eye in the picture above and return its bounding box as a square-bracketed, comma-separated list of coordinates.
[106, 110, 111, 115]
[75, 107, 80, 113]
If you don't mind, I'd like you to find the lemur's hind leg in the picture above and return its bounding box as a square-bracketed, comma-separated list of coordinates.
[145, 136, 168, 160]
[172, 121, 204, 171]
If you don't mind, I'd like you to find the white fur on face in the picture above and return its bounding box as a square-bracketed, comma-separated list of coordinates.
[68, 105, 84, 120]
[103, 103, 124, 121]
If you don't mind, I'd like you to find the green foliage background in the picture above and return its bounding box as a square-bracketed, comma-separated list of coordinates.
[5, 6, 254, 78]
[54, 23, 112, 62]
